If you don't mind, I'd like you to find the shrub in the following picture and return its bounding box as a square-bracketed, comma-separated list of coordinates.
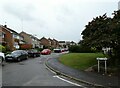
[0, 45, 6, 53]
[69, 45, 93, 53]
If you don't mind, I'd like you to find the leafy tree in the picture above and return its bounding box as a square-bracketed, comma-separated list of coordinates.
[81, 10, 120, 66]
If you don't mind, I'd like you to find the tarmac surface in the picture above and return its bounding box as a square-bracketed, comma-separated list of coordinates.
[46, 54, 119, 88]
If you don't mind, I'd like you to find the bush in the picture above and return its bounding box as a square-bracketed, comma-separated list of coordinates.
[69, 45, 93, 53]
[0, 45, 6, 53]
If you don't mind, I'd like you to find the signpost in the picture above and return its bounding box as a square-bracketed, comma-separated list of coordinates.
[96, 57, 108, 74]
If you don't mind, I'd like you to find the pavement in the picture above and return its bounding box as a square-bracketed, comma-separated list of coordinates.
[45, 55, 119, 88]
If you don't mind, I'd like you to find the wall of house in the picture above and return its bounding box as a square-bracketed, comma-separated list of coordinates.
[20, 32, 32, 44]
[1, 26, 14, 51]
[40, 38, 50, 47]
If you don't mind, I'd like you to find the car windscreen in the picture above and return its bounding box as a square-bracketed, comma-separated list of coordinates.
[32, 50, 38, 52]
[11, 51, 22, 55]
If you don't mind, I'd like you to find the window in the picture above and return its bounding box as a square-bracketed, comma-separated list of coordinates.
[13, 34, 19, 39]
[0, 32, 5, 38]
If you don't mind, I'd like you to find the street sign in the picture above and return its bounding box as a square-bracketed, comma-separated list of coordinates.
[96, 57, 108, 74]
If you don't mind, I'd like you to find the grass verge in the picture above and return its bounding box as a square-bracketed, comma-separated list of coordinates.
[59, 53, 104, 70]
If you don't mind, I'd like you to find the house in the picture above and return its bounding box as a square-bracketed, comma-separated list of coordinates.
[30, 35, 40, 48]
[70, 41, 76, 46]
[53, 39, 59, 48]
[48, 38, 54, 48]
[20, 31, 40, 49]
[0, 26, 6, 46]
[59, 41, 76, 49]
[0, 25, 24, 51]
[40, 37, 59, 49]
[40, 37, 50, 48]
[59, 41, 66, 48]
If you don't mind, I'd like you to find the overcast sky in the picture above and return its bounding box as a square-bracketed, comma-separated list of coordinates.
[0, 0, 119, 43]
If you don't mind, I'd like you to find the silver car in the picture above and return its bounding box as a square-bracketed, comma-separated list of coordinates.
[0, 52, 5, 65]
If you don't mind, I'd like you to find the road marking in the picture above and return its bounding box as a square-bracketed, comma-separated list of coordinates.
[53, 75, 86, 88]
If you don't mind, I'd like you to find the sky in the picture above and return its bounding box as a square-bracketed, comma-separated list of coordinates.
[0, 0, 119, 43]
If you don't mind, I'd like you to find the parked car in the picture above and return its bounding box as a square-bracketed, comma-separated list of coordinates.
[53, 49, 61, 53]
[61, 48, 69, 53]
[5, 50, 28, 62]
[61, 49, 65, 52]
[27, 49, 40, 57]
[41, 49, 51, 55]
[0, 52, 5, 65]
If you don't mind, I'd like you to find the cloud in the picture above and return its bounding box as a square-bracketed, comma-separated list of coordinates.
[3, 2, 35, 21]
[0, 0, 119, 42]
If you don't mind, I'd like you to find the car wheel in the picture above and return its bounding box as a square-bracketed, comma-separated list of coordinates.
[33, 54, 36, 58]
[0, 58, 2, 64]
[26, 56, 28, 59]
[5, 59, 9, 62]
[17, 58, 21, 62]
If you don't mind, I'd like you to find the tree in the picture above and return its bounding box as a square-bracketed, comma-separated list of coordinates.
[81, 10, 120, 66]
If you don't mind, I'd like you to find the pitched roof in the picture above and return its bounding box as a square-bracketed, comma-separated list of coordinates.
[40, 37, 48, 41]
[59, 41, 66, 43]
[20, 31, 39, 40]
[1, 25, 19, 35]
[48, 38, 53, 41]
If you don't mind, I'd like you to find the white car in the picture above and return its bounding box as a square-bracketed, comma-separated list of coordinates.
[0, 52, 5, 64]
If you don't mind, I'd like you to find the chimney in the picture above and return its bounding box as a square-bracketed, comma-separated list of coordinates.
[4, 25, 7, 28]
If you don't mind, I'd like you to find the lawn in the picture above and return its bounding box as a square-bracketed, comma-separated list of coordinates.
[59, 53, 105, 70]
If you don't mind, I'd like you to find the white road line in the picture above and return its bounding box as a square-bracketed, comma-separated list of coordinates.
[53, 75, 86, 88]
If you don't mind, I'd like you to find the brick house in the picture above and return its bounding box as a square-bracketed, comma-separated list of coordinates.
[48, 38, 54, 48]
[53, 39, 59, 48]
[0, 25, 24, 51]
[40, 37, 50, 48]
[0, 26, 6, 46]
[20, 31, 40, 49]
[40, 37, 59, 49]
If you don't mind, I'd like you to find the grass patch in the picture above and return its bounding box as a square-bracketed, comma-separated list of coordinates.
[59, 53, 105, 70]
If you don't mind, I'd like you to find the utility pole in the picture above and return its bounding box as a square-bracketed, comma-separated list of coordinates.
[118, 1, 120, 10]
[21, 18, 23, 31]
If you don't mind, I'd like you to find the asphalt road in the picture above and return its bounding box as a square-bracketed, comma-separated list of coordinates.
[0, 66, 2, 87]
[2, 53, 86, 87]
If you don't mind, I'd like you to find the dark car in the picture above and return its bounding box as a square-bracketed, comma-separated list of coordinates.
[41, 49, 51, 55]
[27, 49, 40, 57]
[5, 50, 28, 62]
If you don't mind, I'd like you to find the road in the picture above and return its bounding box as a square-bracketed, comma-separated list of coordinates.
[2, 53, 86, 87]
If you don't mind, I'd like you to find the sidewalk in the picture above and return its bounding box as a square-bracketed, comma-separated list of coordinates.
[45, 57, 119, 88]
